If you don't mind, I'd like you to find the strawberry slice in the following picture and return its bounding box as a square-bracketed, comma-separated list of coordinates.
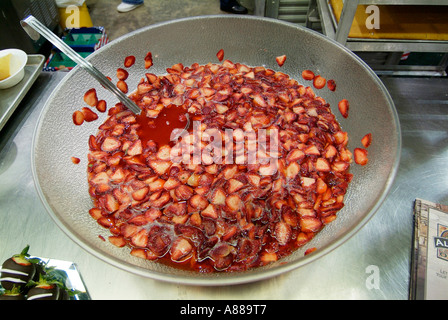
[315, 158, 330, 172]
[304, 247, 317, 255]
[145, 73, 158, 84]
[301, 69, 315, 80]
[96, 99, 107, 113]
[170, 238, 193, 262]
[124, 55, 136, 68]
[216, 49, 224, 62]
[81, 107, 98, 122]
[275, 54, 286, 67]
[354, 147, 368, 165]
[72, 110, 84, 125]
[226, 178, 244, 194]
[361, 133, 372, 148]
[174, 185, 194, 200]
[71, 157, 80, 164]
[299, 216, 322, 233]
[101, 137, 121, 152]
[274, 221, 291, 246]
[117, 80, 128, 93]
[189, 194, 208, 210]
[116, 68, 129, 80]
[109, 235, 126, 247]
[144, 51, 153, 69]
[327, 79, 336, 91]
[131, 229, 149, 248]
[132, 186, 149, 201]
[83, 88, 98, 107]
[313, 75, 326, 89]
[338, 99, 349, 118]
[201, 203, 218, 219]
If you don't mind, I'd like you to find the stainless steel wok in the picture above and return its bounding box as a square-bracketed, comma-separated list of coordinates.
[32, 15, 401, 285]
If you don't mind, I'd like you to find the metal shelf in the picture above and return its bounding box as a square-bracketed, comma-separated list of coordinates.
[314, 0, 448, 52]
[306, 0, 448, 75]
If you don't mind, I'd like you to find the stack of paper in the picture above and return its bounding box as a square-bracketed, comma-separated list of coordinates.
[411, 199, 448, 300]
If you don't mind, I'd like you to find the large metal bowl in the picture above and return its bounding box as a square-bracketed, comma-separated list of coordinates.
[32, 15, 401, 285]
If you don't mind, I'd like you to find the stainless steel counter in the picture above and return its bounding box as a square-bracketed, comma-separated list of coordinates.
[1, 71, 447, 300]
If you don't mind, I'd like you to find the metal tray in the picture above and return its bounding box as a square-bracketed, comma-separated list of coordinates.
[0, 54, 45, 132]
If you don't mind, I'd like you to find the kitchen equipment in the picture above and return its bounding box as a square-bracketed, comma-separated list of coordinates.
[21, 15, 140, 114]
[32, 15, 401, 286]
[0, 54, 44, 132]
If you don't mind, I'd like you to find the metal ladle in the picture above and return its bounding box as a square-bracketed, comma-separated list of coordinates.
[21, 15, 141, 114]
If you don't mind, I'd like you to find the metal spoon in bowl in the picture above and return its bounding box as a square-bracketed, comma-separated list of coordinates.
[21, 15, 141, 114]
[20, 15, 190, 141]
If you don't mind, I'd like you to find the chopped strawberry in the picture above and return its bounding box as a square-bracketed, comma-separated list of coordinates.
[226, 178, 245, 194]
[275, 54, 286, 67]
[211, 187, 226, 206]
[316, 177, 328, 194]
[225, 194, 241, 212]
[96, 99, 107, 113]
[285, 162, 300, 179]
[354, 147, 368, 165]
[101, 137, 121, 152]
[274, 221, 291, 246]
[88, 208, 103, 220]
[299, 216, 322, 233]
[216, 49, 224, 62]
[126, 139, 142, 156]
[301, 69, 315, 80]
[124, 55, 136, 68]
[170, 238, 193, 262]
[109, 235, 126, 247]
[252, 93, 266, 108]
[327, 79, 336, 91]
[361, 133, 372, 148]
[132, 186, 149, 201]
[201, 203, 218, 219]
[315, 158, 330, 172]
[189, 194, 208, 210]
[313, 75, 326, 89]
[304, 247, 317, 255]
[131, 229, 149, 248]
[83, 88, 98, 107]
[144, 51, 153, 69]
[71, 157, 80, 164]
[72, 110, 84, 125]
[116, 68, 129, 81]
[148, 160, 171, 175]
[338, 99, 349, 118]
[117, 80, 128, 93]
[81, 107, 98, 122]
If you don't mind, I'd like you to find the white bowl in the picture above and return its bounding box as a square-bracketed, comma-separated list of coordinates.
[0, 49, 28, 89]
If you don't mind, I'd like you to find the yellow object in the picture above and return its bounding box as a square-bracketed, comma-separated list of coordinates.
[58, 2, 93, 29]
[329, 0, 448, 40]
[0, 53, 11, 81]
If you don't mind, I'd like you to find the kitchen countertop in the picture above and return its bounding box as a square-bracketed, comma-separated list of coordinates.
[0, 71, 447, 300]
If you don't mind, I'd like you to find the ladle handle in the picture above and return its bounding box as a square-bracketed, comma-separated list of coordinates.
[21, 15, 141, 115]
